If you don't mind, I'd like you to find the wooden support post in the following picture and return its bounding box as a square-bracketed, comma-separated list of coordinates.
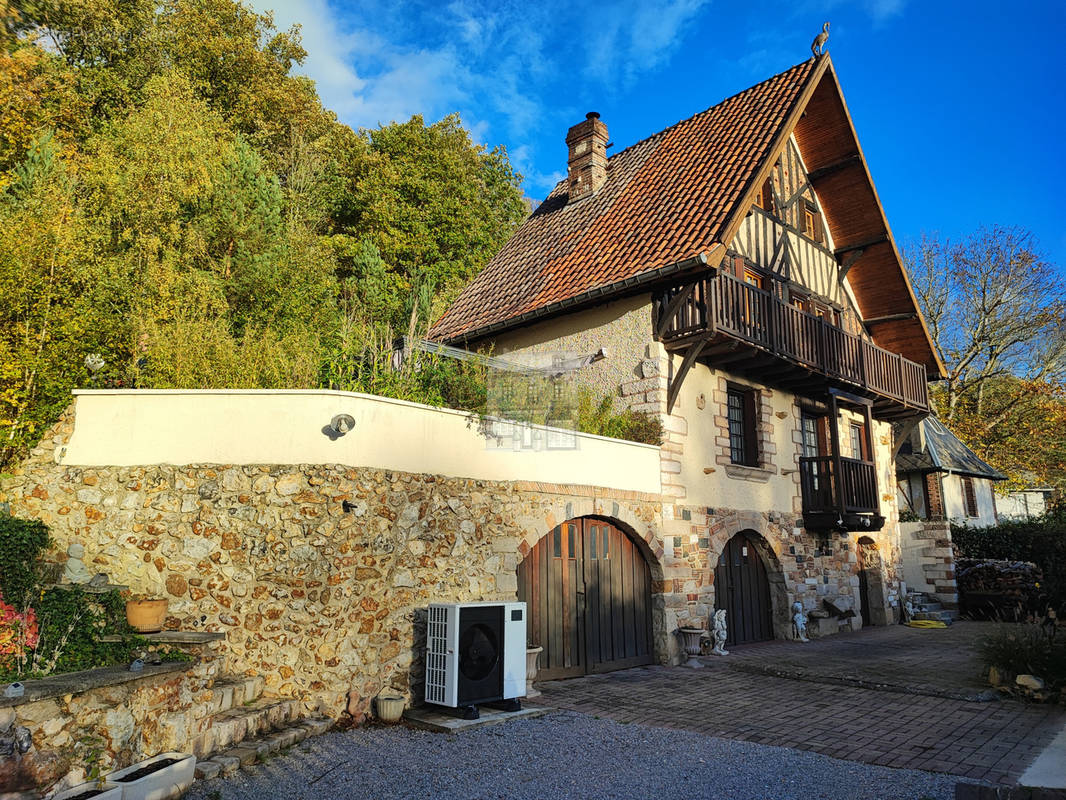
[667, 336, 710, 414]
[828, 393, 845, 521]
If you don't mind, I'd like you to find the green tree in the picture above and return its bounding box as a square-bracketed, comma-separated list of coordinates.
[906, 226, 1066, 491]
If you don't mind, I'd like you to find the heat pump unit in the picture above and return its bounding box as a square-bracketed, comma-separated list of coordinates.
[425, 601, 526, 718]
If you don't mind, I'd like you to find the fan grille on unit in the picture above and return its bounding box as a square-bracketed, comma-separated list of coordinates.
[425, 605, 449, 704]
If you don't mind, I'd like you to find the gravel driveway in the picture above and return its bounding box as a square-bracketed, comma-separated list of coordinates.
[183, 711, 961, 800]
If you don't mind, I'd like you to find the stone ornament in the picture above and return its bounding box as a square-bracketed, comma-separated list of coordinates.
[711, 609, 729, 656]
[62, 542, 91, 584]
[792, 601, 810, 642]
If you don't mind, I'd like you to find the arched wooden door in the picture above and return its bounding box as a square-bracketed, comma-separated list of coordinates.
[714, 532, 774, 645]
[857, 537, 884, 627]
[517, 518, 653, 680]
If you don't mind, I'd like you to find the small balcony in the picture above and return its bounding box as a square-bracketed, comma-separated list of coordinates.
[656, 271, 929, 418]
[799, 455, 884, 531]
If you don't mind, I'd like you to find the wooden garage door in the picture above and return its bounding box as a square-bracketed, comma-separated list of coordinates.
[517, 518, 653, 680]
[714, 532, 774, 646]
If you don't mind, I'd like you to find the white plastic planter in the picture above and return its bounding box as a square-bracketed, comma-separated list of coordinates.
[107, 753, 195, 800]
[53, 781, 123, 800]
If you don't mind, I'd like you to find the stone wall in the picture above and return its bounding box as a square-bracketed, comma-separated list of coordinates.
[1, 410, 666, 721]
[1, 657, 217, 793]
[661, 504, 896, 637]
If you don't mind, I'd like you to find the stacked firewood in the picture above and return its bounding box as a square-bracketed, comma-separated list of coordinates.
[956, 559, 1045, 620]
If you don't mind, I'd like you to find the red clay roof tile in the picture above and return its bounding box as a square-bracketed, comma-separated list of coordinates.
[431, 59, 819, 342]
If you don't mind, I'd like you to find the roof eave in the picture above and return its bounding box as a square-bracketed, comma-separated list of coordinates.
[438, 247, 724, 346]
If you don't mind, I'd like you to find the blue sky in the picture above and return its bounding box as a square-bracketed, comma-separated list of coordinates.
[253, 0, 1065, 265]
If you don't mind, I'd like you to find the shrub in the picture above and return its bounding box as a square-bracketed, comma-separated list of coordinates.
[976, 623, 1066, 690]
[575, 391, 663, 446]
[0, 515, 50, 608]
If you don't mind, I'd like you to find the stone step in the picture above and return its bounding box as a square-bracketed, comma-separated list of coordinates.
[192, 697, 301, 757]
[193, 674, 267, 722]
[197, 718, 333, 783]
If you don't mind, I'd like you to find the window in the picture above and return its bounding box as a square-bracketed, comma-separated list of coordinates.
[727, 387, 759, 466]
[743, 267, 765, 289]
[801, 414, 822, 458]
[962, 477, 979, 518]
[849, 423, 868, 460]
[789, 290, 808, 311]
[803, 203, 824, 243]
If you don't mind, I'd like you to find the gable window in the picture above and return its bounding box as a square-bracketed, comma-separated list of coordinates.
[962, 477, 979, 518]
[727, 387, 759, 466]
[803, 203, 824, 243]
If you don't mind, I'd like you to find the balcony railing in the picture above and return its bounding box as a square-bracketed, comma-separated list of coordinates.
[799, 456, 879, 516]
[658, 271, 929, 411]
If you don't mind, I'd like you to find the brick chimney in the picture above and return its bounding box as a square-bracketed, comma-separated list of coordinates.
[566, 112, 608, 202]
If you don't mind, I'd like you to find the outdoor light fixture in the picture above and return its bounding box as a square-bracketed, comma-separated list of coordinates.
[329, 414, 355, 435]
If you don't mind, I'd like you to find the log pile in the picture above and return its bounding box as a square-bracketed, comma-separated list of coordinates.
[956, 559, 1044, 620]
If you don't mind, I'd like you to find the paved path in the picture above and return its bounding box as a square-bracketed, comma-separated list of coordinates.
[720, 621, 995, 699]
[536, 623, 1066, 786]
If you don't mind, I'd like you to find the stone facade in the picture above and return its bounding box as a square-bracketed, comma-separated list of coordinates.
[1, 409, 666, 722]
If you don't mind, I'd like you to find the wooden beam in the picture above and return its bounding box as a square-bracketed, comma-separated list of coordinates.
[807, 153, 861, 183]
[891, 413, 927, 459]
[835, 234, 888, 256]
[655, 282, 697, 339]
[837, 247, 864, 282]
[667, 336, 711, 413]
[864, 312, 918, 326]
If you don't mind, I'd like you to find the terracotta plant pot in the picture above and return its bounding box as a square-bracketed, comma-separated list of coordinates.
[125, 599, 168, 633]
[375, 692, 406, 723]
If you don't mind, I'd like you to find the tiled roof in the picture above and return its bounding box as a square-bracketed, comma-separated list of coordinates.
[431, 58, 820, 342]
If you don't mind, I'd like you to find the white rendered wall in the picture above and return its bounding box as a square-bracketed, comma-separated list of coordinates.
[942, 474, 998, 527]
[59, 390, 662, 495]
[997, 490, 1049, 520]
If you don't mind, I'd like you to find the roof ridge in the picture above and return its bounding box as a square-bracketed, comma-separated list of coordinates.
[536, 57, 821, 201]
[607, 57, 820, 163]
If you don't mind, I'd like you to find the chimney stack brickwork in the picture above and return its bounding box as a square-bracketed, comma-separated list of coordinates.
[566, 112, 608, 202]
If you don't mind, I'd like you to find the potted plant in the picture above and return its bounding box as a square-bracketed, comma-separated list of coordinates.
[124, 594, 168, 633]
[106, 752, 195, 800]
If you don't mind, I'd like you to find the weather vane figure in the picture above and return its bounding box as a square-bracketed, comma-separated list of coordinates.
[811, 21, 830, 57]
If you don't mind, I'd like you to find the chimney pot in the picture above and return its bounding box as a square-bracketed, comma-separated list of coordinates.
[566, 113, 608, 202]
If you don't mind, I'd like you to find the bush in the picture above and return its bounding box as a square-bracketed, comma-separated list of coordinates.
[575, 391, 663, 446]
[0, 515, 50, 608]
[952, 516, 1066, 613]
[976, 623, 1066, 690]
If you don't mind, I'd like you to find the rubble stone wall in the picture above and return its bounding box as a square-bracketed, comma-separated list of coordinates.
[1, 410, 666, 722]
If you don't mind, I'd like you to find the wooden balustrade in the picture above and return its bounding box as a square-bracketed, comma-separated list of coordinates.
[658, 272, 929, 411]
[798, 456, 879, 515]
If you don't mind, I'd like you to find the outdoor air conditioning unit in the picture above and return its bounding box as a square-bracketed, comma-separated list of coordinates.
[425, 601, 526, 719]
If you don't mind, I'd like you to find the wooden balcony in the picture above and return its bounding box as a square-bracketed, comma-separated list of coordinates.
[656, 271, 929, 419]
[799, 455, 883, 531]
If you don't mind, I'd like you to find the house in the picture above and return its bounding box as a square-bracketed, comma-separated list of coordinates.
[997, 485, 1054, 521]
[896, 417, 1006, 528]
[431, 52, 945, 673]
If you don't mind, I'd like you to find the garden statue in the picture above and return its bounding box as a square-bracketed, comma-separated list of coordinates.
[811, 21, 830, 57]
[711, 609, 729, 656]
[62, 542, 91, 584]
[792, 602, 810, 642]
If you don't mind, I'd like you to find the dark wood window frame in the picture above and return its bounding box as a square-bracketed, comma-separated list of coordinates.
[727, 385, 759, 467]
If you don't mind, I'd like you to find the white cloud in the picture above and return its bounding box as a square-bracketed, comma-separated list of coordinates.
[249, 0, 713, 193]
